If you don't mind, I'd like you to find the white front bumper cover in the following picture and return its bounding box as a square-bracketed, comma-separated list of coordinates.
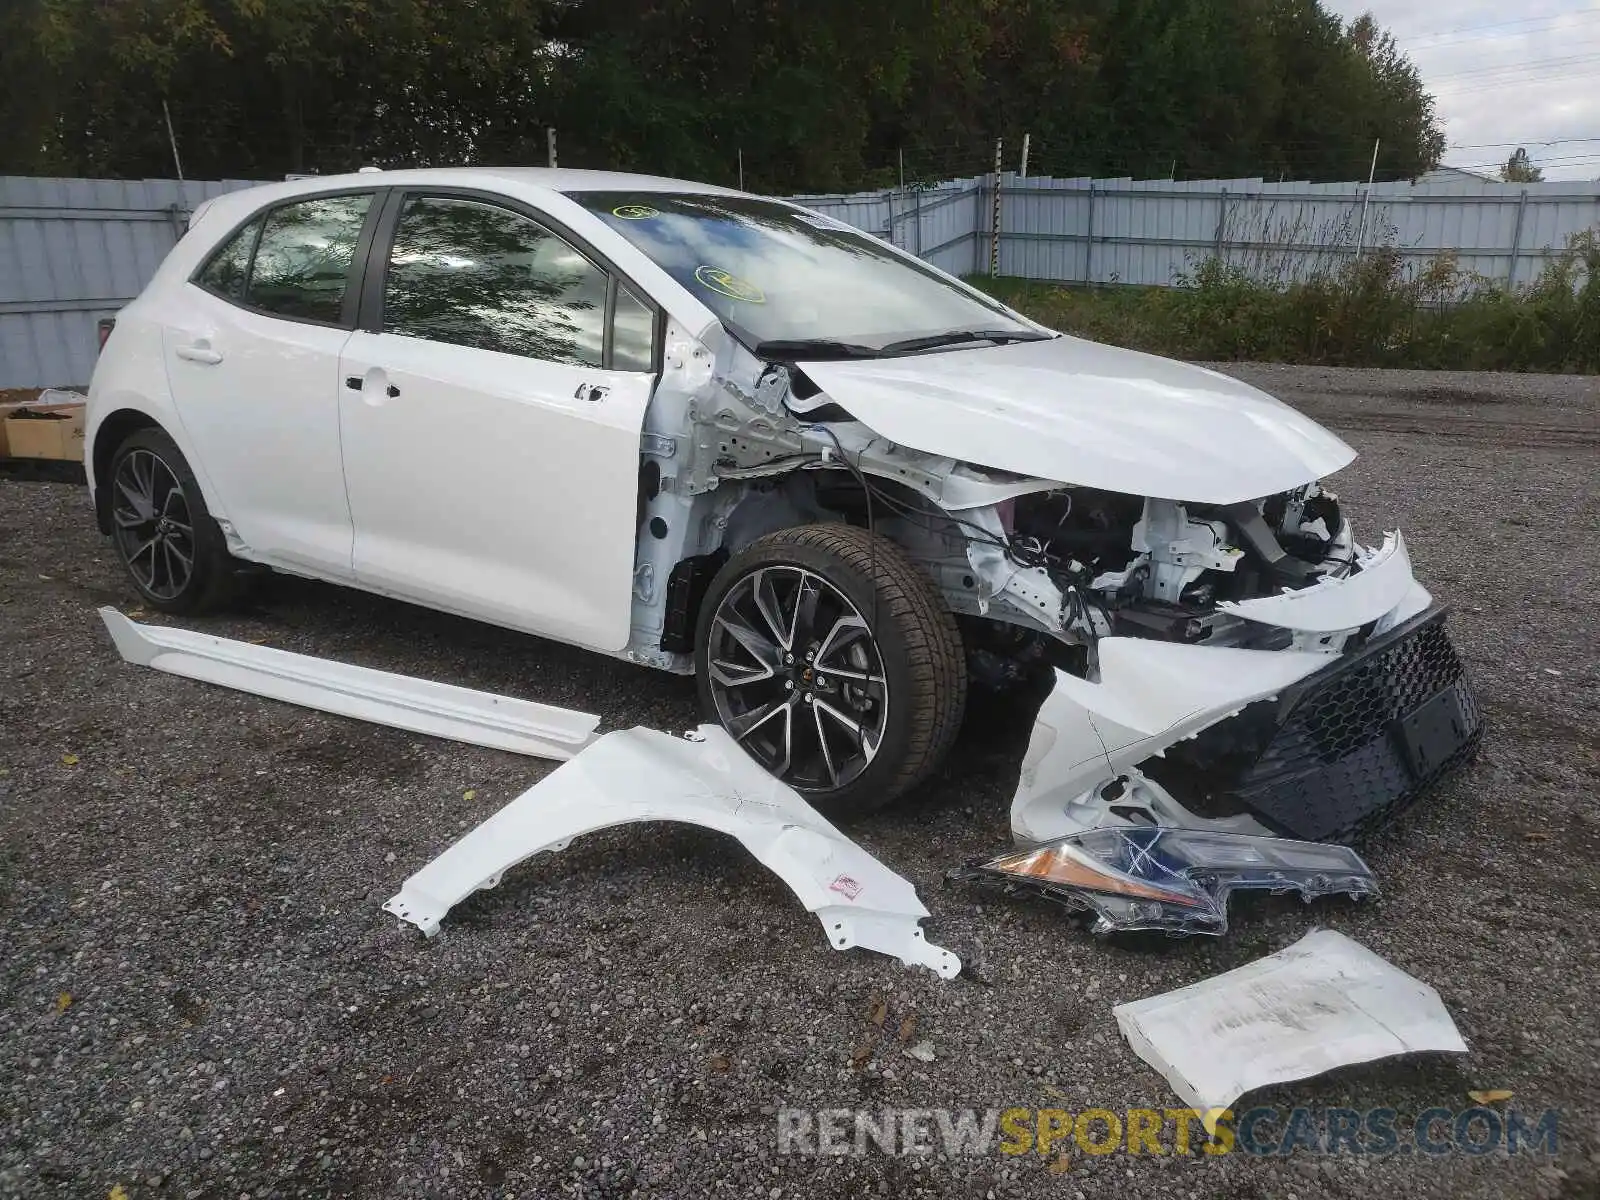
[1012, 531, 1433, 846]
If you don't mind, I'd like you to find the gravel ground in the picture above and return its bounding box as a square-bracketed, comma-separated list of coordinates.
[1, 365, 1597, 1199]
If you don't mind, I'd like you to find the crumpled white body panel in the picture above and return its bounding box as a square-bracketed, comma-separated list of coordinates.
[1114, 930, 1467, 1131]
[796, 335, 1355, 505]
[100, 607, 599, 759]
[1219, 532, 1427, 633]
[383, 724, 960, 979]
[1011, 639, 1331, 844]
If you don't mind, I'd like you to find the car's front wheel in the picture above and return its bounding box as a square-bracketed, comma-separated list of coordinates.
[108, 427, 236, 614]
[694, 523, 967, 817]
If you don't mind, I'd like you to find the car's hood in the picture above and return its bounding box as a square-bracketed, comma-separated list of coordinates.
[794, 335, 1355, 504]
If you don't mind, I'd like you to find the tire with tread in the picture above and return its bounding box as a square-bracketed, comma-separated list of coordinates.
[694, 522, 967, 816]
[108, 426, 238, 615]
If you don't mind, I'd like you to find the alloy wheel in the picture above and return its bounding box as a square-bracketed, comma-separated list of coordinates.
[705, 565, 890, 791]
[111, 449, 196, 601]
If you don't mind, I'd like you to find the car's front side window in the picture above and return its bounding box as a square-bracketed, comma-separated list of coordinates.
[383, 195, 610, 368]
[243, 194, 373, 324]
[611, 285, 656, 372]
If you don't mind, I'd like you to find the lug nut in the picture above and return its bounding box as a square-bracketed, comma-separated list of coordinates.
[784, 680, 794, 691]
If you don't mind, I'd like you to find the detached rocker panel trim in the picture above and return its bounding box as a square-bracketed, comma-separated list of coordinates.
[99, 607, 600, 759]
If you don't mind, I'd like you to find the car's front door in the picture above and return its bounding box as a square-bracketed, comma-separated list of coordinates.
[337, 191, 660, 652]
[162, 191, 377, 577]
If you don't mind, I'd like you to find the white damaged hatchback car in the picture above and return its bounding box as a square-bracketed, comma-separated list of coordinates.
[87, 168, 1479, 835]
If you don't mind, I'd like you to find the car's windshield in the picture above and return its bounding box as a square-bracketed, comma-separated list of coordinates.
[569, 191, 1043, 357]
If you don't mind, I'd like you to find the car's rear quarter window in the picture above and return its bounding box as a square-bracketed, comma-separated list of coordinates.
[194, 218, 260, 301]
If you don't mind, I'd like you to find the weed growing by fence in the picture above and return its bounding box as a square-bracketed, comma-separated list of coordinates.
[980, 229, 1600, 373]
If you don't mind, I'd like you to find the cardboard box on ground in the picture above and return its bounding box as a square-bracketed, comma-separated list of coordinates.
[1, 390, 86, 461]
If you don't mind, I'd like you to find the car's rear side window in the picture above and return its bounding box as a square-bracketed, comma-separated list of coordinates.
[195, 218, 261, 300]
[242, 194, 373, 324]
[382, 195, 610, 368]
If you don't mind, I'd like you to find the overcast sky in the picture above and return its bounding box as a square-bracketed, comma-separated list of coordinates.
[1322, 1, 1600, 180]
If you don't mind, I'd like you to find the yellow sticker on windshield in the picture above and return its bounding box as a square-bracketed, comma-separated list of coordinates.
[612, 204, 659, 220]
[694, 265, 765, 303]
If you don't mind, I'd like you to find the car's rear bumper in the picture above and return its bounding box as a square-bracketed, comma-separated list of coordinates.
[1153, 607, 1482, 842]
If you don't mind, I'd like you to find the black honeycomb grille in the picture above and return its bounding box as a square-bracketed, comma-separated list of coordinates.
[1299, 619, 1468, 762]
[1169, 609, 1482, 844]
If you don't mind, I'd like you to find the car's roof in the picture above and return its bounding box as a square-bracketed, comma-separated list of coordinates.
[270, 166, 744, 198]
[187, 167, 753, 231]
[482, 167, 743, 196]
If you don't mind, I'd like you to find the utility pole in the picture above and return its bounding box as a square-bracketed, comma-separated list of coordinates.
[990, 138, 1003, 277]
[546, 127, 558, 169]
[738, 148, 744, 191]
[1354, 138, 1380, 257]
[162, 100, 185, 184]
[899, 148, 905, 191]
[1019, 134, 1030, 180]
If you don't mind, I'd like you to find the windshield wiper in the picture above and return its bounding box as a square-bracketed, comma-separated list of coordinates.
[753, 338, 882, 361]
[878, 329, 1050, 355]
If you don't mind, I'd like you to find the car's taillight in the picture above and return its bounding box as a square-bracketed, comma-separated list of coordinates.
[96, 317, 116, 355]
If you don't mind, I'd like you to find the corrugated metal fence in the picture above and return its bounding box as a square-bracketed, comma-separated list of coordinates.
[4, 171, 1599, 387]
[788, 176, 989, 277]
[982, 173, 1600, 289]
[1, 176, 267, 389]
[798, 173, 1600, 291]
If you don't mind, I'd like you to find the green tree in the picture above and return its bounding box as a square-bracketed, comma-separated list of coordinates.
[1500, 147, 1544, 183]
[0, 0, 1445, 190]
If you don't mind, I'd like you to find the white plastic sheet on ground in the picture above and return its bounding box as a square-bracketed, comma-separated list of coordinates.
[1113, 929, 1467, 1131]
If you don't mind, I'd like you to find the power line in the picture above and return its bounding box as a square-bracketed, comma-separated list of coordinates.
[1427, 51, 1600, 82]
[1446, 136, 1600, 150]
[1449, 153, 1600, 172]
[1419, 34, 1600, 69]
[1400, 11, 1600, 48]
[1433, 68, 1600, 93]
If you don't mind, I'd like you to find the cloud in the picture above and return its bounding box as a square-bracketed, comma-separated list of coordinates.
[1321, 0, 1600, 179]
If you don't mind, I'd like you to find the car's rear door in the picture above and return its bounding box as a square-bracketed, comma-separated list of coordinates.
[162, 190, 381, 577]
[337, 190, 660, 652]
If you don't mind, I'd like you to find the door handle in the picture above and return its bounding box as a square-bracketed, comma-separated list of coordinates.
[574, 382, 609, 403]
[346, 375, 401, 398]
[176, 344, 223, 365]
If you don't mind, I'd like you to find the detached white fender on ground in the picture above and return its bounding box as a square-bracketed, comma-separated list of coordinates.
[383, 725, 960, 978]
[99, 607, 599, 759]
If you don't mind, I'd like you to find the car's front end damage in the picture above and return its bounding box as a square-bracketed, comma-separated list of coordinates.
[996, 519, 1480, 848]
[564, 187, 1478, 892]
[625, 319, 1480, 883]
[892, 465, 1479, 854]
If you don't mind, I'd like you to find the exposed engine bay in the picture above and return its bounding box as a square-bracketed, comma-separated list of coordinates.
[627, 334, 1418, 679]
[729, 465, 1370, 685]
[978, 476, 1357, 648]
